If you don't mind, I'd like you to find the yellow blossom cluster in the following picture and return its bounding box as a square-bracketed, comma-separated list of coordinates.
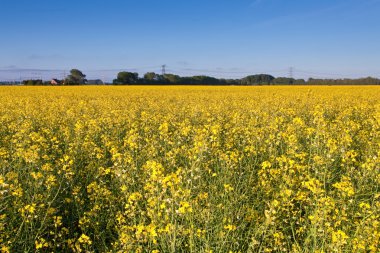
[0, 86, 379, 252]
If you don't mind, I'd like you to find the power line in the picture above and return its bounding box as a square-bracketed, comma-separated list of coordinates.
[295, 69, 355, 78]
[170, 68, 288, 74]
[83, 66, 161, 72]
[1, 67, 379, 81]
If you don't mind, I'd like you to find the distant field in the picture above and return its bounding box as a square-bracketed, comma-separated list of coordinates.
[1, 86, 379, 252]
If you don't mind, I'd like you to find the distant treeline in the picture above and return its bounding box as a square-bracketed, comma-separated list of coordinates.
[112, 72, 380, 85]
[18, 69, 380, 85]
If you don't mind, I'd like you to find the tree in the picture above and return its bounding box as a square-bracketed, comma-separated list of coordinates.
[162, 74, 181, 84]
[273, 77, 296, 85]
[113, 72, 139, 85]
[240, 74, 275, 85]
[144, 72, 159, 81]
[178, 75, 221, 85]
[294, 79, 306, 85]
[65, 69, 87, 85]
[142, 72, 165, 84]
[22, 79, 43, 86]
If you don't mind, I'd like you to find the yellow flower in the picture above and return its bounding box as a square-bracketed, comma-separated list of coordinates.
[53, 216, 62, 227]
[1, 246, 10, 253]
[224, 224, 237, 231]
[224, 184, 234, 192]
[78, 234, 92, 245]
[177, 201, 192, 214]
[332, 230, 349, 244]
[35, 238, 48, 249]
[333, 176, 355, 197]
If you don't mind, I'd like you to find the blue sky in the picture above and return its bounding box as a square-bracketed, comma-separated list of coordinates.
[1, 0, 380, 81]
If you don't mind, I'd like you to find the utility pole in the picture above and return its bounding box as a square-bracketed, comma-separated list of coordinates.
[289, 67, 294, 79]
[161, 65, 166, 75]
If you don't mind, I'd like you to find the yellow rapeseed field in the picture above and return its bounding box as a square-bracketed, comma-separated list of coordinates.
[0, 86, 380, 252]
